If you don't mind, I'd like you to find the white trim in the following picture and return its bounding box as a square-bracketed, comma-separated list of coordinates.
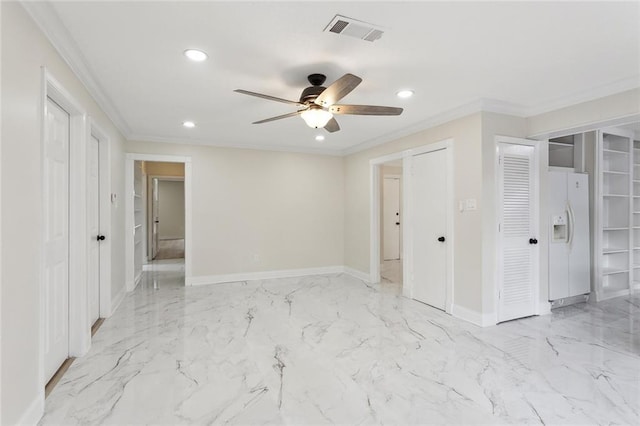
[16, 391, 45, 426]
[40, 68, 91, 392]
[187, 266, 344, 286]
[451, 304, 495, 327]
[128, 133, 344, 157]
[343, 267, 372, 283]
[88, 120, 112, 320]
[108, 284, 126, 317]
[20, 1, 131, 138]
[125, 153, 192, 291]
[370, 139, 455, 314]
[528, 113, 640, 140]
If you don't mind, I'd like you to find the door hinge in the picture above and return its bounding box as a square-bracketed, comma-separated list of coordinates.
[498, 222, 501, 232]
[498, 290, 501, 300]
[498, 156, 502, 165]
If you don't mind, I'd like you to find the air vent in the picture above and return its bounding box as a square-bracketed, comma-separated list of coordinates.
[324, 15, 385, 42]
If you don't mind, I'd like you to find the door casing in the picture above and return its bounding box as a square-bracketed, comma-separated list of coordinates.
[369, 139, 454, 313]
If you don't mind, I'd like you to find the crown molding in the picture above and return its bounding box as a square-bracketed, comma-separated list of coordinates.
[127, 133, 344, 157]
[340, 98, 526, 156]
[522, 77, 640, 117]
[20, 1, 132, 137]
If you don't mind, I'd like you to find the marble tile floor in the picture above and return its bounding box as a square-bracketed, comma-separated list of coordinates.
[41, 269, 640, 425]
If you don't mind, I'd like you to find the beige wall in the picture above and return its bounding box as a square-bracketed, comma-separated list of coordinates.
[127, 140, 345, 277]
[158, 180, 185, 240]
[0, 3, 126, 423]
[144, 161, 185, 177]
[527, 89, 640, 137]
[344, 113, 484, 312]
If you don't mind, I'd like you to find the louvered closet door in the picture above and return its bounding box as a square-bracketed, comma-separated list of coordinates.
[498, 142, 538, 322]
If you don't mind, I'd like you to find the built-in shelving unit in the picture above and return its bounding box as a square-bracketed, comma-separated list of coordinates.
[133, 162, 144, 283]
[595, 129, 636, 301]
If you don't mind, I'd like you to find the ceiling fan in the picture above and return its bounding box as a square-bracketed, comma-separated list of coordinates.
[234, 73, 403, 133]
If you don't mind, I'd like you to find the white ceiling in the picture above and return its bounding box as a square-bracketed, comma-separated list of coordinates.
[33, 1, 640, 154]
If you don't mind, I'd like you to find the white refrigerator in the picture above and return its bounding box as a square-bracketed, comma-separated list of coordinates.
[548, 171, 591, 301]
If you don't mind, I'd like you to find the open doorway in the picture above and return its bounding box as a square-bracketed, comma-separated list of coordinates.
[380, 160, 403, 285]
[144, 162, 185, 262]
[126, 154, 191, 291]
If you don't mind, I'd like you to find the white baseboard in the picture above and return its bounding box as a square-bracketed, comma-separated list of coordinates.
[343, 267, 372, 282]
[109, 284, 126, 316]
[17, 391, 44, 425]
[186, 265, 344, 286]
[451, 304, 495, 327]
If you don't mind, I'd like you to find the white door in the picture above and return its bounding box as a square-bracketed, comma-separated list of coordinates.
[152, 178, 159, 259]
[88, 135, 101, 325]
[567, 173, 590, 296]
[44, 97, 70, 382]
[383, 177, 401, 260]
[497, 142, 538, 323]
[411, 149, 448, 310]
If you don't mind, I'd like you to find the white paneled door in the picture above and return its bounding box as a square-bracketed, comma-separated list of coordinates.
[497, 142, 538, 323]
[44, 97, 70, 382]
[411, 149, 448, 310]
[383, 177, 401, 260]
[88, 134, 101, 325]
[152, 178, 160, 260]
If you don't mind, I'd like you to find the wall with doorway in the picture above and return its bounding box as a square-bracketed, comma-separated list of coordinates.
[0, 3, 126, 424]
[158, 180, 185, 240]
[344, 113, 484, 314]
[127, 140, 344, 278]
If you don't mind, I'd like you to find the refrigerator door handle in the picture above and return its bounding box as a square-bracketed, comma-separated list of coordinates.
[567, 203, 575, 247]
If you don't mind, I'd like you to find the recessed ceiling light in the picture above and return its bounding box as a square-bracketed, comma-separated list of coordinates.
[184, 49, 208, 62]
[396, 90, 414, 99]
[315, 135, 325, 142]
[182, 121, 196, 128]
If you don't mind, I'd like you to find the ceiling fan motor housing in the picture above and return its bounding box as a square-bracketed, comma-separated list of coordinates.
[300, 85, 326, 103]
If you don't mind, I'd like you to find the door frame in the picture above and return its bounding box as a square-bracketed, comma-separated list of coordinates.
[495, 135, 545, 323]
[382, 175, 402, 261]
[88, 120, 112, 319]
[146, 175, 185, 261]
[40, 68, 91, 390]
[125, 154, 192, 291]
[370, 139, 455, 313]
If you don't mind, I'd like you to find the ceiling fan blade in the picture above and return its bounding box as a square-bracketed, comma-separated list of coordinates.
[314, 73, 362, 107]
[329, 104, 403, 116]
[252, 110, 304, 124]
[234, 89, 303, 106]
[324, 117, 340, 133]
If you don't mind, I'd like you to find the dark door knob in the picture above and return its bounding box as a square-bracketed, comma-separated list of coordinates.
[438, 236, 445, 242]
[97, 235, 106, 241]
[529, 238, 538, 245]
[395, 222, 400, 225]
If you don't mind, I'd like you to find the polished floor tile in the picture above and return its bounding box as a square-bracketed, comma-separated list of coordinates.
[41, 270, 640, 425]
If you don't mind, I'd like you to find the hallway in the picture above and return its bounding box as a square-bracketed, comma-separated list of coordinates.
[40, 269, 639, 424]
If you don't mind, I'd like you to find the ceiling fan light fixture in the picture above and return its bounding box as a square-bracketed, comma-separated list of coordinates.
[184, 49, 208, 62]
[396, 89, 414, 99]
[301, 108, 333, 129]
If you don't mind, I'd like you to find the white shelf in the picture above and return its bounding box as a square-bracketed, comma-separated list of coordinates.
[602, 268, 629, 276]
[603, 170, 629, 175]
[134, 224, 142, 229]
[603, 227, 628, 231]
[603, 248, 629, 254]
[603, 194, 629, 198]
[603, 148, 629, 155]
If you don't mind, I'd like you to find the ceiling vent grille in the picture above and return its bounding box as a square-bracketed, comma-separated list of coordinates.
[324, 15, 384, 42]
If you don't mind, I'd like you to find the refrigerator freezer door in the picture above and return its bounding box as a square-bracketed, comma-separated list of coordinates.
[567, 173, 591, 296]
[549, 172, 569, 300]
